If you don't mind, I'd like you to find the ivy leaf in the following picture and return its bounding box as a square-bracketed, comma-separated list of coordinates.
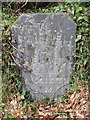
[77, 16, 83, 22]
[75, 35, 82, 42]
[84, 58, 88, 66]
[78, 7, 83, 12]
[20, 95, 25, 100]
[84, 16, 88, 22]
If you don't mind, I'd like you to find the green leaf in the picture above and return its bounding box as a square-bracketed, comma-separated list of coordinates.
[80, 46, 83, 53]
[84, 58, 88, 66]
[78, 7, 83, 12]
[75, 35, 82, 42]
[77, 16, 83, 22]
[76, 6, 83, 13]
[84, 16, 88, 22]
[21, 95, 25, 100]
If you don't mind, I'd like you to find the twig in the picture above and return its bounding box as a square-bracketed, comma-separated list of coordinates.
[10, 53, 23, 68]
[8, 41, 24, 54]
[8, 41, 33, 59]
[8, 0, 14, 7]
[44, 2, 52, 9]
[53, 83, 69, 99]
[15, 1, 28, 13]
[35, 2, 38, 10]
[10, 53, 33, 73]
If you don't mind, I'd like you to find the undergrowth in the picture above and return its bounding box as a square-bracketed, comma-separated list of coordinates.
[1, 2, 90, 119]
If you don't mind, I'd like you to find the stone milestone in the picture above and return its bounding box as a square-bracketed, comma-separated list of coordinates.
[11, 13, 76, 100]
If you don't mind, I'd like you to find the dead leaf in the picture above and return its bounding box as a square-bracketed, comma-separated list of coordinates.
[51, 107, 58, 113]
[70, 91, 76, 101]
[49, 114, 59, 120]
[44, 105, 50, 110]
[38, 111, 47, 117]
[76, 111, 85, 118]
[66, 97, 76, 109]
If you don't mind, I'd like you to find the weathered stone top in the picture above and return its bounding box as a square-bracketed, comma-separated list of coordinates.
[11, 13, 76, 100]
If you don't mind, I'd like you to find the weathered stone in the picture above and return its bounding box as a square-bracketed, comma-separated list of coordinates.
[11, 13, 76, 100]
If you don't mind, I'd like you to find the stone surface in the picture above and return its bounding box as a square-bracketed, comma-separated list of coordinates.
[11, 13, 76, 100]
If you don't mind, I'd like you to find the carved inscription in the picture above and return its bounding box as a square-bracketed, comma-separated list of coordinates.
[11, 13, 76, 100]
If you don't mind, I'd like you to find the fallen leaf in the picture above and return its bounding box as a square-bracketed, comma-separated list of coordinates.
[51, 107, 58, 113]
[66, 97, 76, 109]
[38, 111, 47, 117]
[70, 91, 76, 101]
[76, 111, 85, 118]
